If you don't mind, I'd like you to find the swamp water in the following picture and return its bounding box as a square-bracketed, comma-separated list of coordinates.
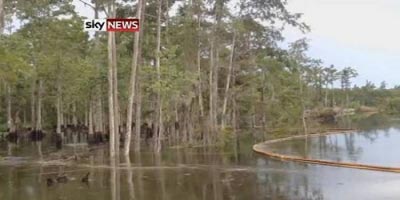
[1, 115, 400, 200]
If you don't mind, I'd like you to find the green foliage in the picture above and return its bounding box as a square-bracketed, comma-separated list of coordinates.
[2, 0, 394, 146]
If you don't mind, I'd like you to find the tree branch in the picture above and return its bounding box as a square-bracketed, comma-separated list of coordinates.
[78, 0, 95, 10]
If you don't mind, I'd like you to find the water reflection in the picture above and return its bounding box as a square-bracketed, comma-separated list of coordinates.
[110, 156, 120, 200]
[7, 142, 15, 156]
[124, 155, 135, 200]
[2, 115, 400, 199]
[264, 116, 400, 167]
[1, 141, 400, 199]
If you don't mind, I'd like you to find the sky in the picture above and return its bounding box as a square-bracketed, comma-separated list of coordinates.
[282, 0, 400, 88]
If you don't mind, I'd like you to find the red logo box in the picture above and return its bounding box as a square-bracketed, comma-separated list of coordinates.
[106, 19, 139, 32]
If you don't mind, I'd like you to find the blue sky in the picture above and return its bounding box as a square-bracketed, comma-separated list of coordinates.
[282, 0, 400, 88]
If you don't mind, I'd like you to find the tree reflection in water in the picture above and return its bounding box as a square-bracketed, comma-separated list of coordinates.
[3, 116, 400, 199]
[125, 155, 135, 200]
[110, 156, 119, 200]
[0, 139, 355, 200]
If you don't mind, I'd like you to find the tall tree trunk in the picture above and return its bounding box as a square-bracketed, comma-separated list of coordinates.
[112, 27, 120, 154]
[104, 0, 120, 156]
[36, 80, 43, 131]
[100, 99, 104, 133]
[107, 0, 117, 157]
[165, 0, 169, 44]
[0, 0, 4, 34]
[84, 104, 88, 127]
[56, 79, 62, 135]
[31, 77, 36, 129]
[134, 0, 146, 152]
[324, 84, 329, 107]
[299, 77, 308, 135]
[154, 0, 163, 153]
[209, 0, 223, 137]
[6, 84, 14, 133]
[134, 79, 142, 152]
[221, 31, 236, 129]
[261, 71, 267, 132]
[94, 96, 103, 133]
[125, 0, 144, 155]
[23, 109, 27, 128]
[89, 100, 94, 135]
[331, 83, 335, 106]
[174, 102, 179, 145]
[232, 90, 237, 132]
[94, 0, 104, 136]
[60, 98, 64, 128]
[209, 43, 215, 137]
[196, 11, 207, 144]
[213, 49, 219, 129]
[197, 9, 204, 117]
[72, 102, 78, 126]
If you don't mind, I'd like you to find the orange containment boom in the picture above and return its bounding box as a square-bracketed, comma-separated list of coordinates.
[253, 130, 400, 173]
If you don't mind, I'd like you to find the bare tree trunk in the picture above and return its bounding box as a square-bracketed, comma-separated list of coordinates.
[23, 109, 27, 128]
[56, 79, 62, 135]
[104, 0, 120, 156]
[133, 0, 146, 153]
[209, 43, 215, 136]
[221, 31, 236, 129]
[196, 8, 206, 145]
[60, 98, 64, 127]
[72, 102, 78, 126]
[324, 84, 329, 107]
[125, 0, 144, 155]
[188, 102, 194, 144]
[259, 69, 267, 133]
[107, 1, 117, 157]
[0, 0, 4, 132]
[6, 84, 14, 132]
[94, 0, 104, 135]
[0, 0, 4, 34]
[302, 109, 308, 134]
[232, 93, 237, 131]
[89, 100, 94, 135]
[94, 97, 103, 133]
[165, 0, 169, 44]
[331, 83, 335, 106]
[134, 80, 142, 152]
[197, 3, 204, 118]
[112, 28, 120, 154]
[299, 74, 308, 135]
[154, 0, 163, 153]
[174, 102, 179, 145]
[31, 78, 36, 129]
[14, 110, 20, 131]
[213, 50, 219, 130]
[36, 80, 43, 131]
[56, 61, 64, 136]
[209, 0, 223, 138]
[84, 105, 88, 127]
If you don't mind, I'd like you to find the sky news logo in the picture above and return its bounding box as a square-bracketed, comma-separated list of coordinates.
[84, 19, 139, 32]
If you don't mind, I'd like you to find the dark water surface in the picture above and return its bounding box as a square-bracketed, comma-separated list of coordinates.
[1, 115, 400, 200]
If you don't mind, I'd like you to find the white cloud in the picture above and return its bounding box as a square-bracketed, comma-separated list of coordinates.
[286, 0, 400, 53]
[283, 0, 400, 87]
